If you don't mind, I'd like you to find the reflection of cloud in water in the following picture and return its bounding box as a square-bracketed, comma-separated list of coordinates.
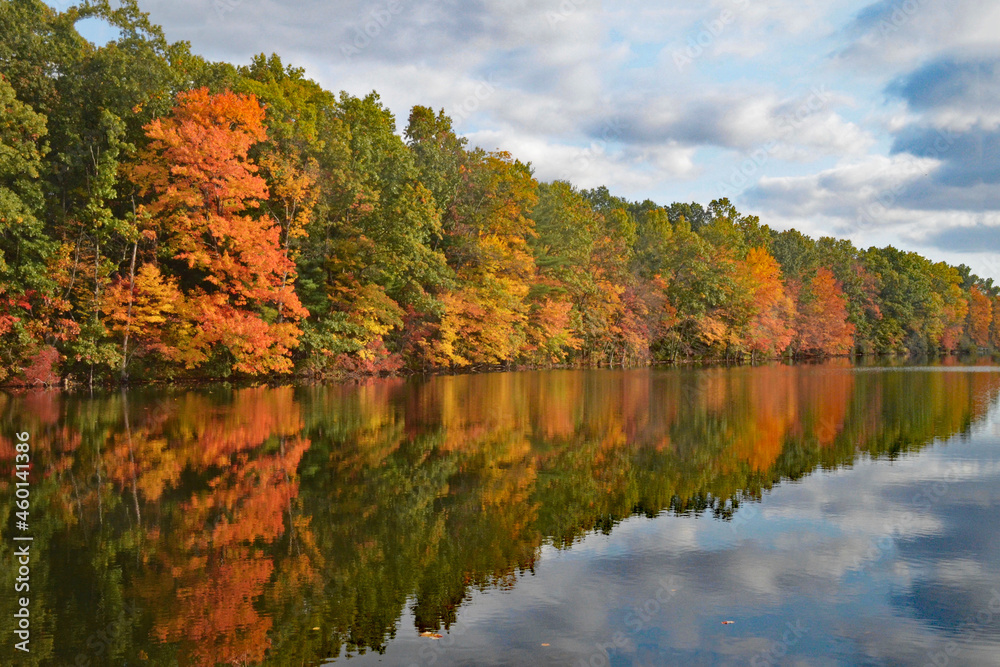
[378, 419, 1000, 666]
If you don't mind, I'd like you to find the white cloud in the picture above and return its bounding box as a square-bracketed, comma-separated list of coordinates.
[838, 0, 1000, 68]
[96, 0, 1000, 279]
[747, 153, 937, 217]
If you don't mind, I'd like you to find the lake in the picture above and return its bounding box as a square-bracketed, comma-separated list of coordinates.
[2, 363, 1000, 666]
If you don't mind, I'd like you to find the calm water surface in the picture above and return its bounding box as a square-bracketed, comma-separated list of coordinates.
[2, 364, 1000, 666]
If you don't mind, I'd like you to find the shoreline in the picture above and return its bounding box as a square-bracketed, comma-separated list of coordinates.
[2, 350, 995, 392]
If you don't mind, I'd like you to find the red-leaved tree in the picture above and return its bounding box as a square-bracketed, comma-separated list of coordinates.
[796, 268, 855, 355]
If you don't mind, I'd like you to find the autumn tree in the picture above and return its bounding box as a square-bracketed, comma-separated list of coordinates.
[430, 151, 540, 367]
[529, 181, 599, 360]
[239, 54, 326, 295]
[130, 88, 307, 375]
[813, 237, 881, 352]
[296, 93, 451, 374]
[738, 247, 796, 359]
[927, 262, 968, 352]
[967, 285, 993, 348]
[100, 263, 185, 374]
[795, 268, 855, 355]
[656, 217, 740, 358]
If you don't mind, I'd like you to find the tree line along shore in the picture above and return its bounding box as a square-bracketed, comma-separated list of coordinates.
[2, 1, 998, 387]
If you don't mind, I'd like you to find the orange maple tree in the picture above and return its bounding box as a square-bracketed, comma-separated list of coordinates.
[968, 286, 993, 347]
[796, 268, 855, 355]
[740, 246, 796, 357]
[130, 88, 308, 374]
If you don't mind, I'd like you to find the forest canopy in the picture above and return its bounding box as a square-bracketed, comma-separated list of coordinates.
[2, 0, 998, 385]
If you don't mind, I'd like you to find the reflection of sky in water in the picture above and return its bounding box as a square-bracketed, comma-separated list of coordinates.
[343, 393, 1000, 666]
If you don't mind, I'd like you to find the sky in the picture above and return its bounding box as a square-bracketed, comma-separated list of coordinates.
[64, 0, 1000, 280]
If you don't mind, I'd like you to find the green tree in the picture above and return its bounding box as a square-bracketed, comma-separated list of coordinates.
[0, 74, 55, 380]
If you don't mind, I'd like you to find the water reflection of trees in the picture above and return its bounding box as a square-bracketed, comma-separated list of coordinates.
[0, 366, 998, 665]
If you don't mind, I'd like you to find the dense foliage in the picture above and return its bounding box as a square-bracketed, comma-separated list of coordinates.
[2, 0, 999, 384]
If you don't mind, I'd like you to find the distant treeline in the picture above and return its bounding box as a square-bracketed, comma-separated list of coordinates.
[2, 0, 998, 385]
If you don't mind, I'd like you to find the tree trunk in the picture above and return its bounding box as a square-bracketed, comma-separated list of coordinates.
[121, 241, 138, 382]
